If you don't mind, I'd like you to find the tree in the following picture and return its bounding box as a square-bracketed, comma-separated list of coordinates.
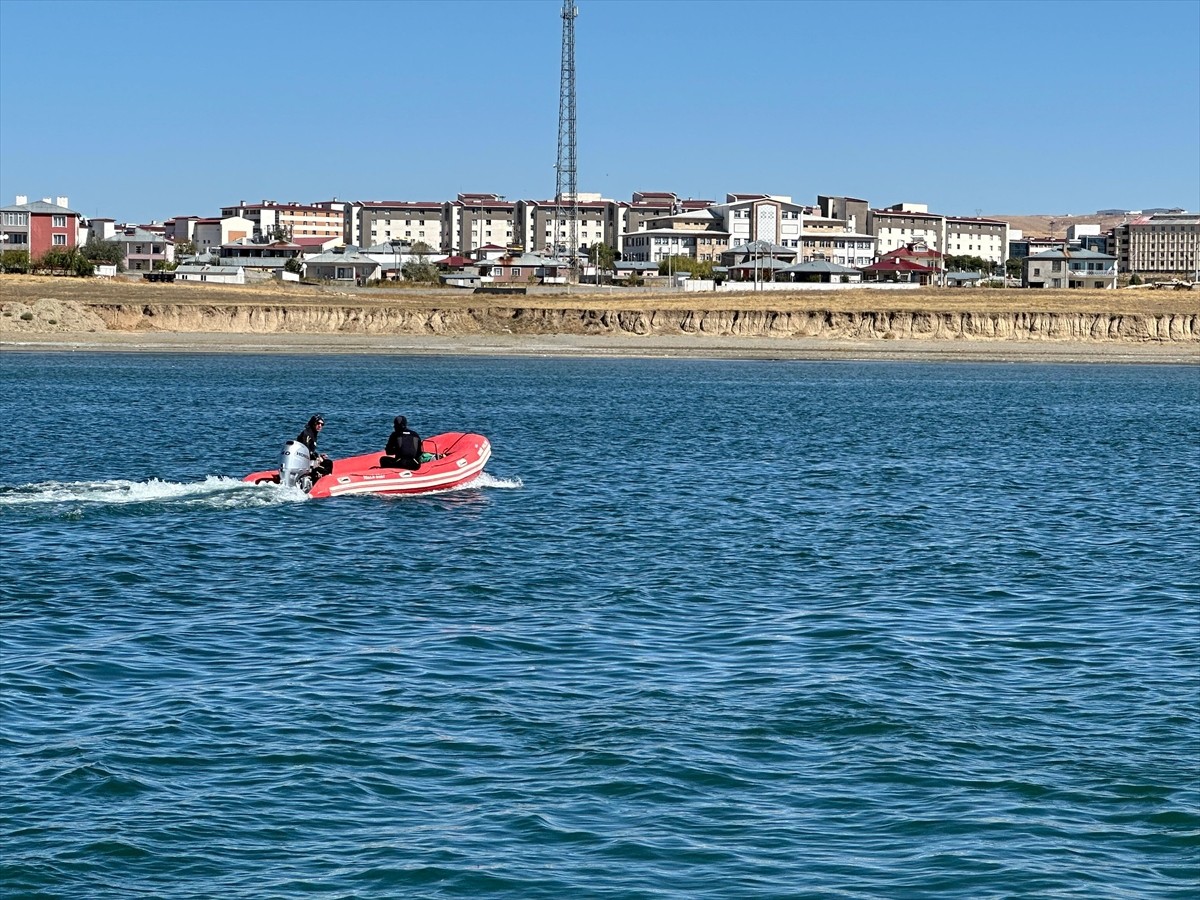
[402, 259, 440, 283]
[410, 241, 434, 255]
[944, 254, 989, 272]
[81, 238, 124, 271]
[657, 255, 713, 279]
[587, 242, 616, 282]
[284, 256, 302, 274]
[268, 225, 290, 243]
[0, 249, 31, 273]
[174, 239, 197, 257]
[1005, 257, 1023, 279]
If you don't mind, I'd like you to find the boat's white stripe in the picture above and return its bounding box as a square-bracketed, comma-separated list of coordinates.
[325, 449, 490, 497]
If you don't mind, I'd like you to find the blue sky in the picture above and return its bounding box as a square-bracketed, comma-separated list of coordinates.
[1, 0, 1197, 223]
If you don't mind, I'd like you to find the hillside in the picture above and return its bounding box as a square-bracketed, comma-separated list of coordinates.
[984, 213, 1129, 238]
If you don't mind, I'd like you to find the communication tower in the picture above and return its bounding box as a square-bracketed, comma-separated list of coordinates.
[553, 1, 578, 279]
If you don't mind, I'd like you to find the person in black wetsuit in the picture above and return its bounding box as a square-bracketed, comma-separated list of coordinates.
[380, 415, 422, 470]
[297, 414, 333, 479]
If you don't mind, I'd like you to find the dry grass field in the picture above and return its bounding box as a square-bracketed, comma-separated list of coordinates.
[2, 274, 1196, 317]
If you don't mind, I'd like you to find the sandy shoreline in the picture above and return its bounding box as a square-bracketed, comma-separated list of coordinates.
[3, 330, 1196, 364]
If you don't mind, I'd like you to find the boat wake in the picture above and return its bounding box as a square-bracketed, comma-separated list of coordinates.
[0, 476, 307, 511]
[0, 471, 521, 511]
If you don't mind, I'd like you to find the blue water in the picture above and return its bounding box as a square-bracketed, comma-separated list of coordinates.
[2, 352, 1198, 898]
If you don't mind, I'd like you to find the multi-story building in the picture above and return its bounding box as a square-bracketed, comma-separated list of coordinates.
[448, 194, 517, 254]
[869, 203, 1008, 267]
[1, 195, 81, 256]
[516, 194, 620, 256]
[1109, 214, 1200, 275]
[109, 225, 175, 271]
[818, 196, 870, 234]
[218, 200, 344, 240]
[869, 203, 946, 254]
[623, 193, 807, 260]
[193, 216, 254, 253]
[945, 216, 1008, 266]
[1022, 248, 1117, 289]
[345, 201, 445, 249]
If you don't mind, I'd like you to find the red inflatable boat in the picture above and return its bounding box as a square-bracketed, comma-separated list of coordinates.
[243, 432, 491, 498]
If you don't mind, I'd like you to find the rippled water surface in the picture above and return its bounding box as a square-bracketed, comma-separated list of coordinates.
[2, 353, 1198, 898]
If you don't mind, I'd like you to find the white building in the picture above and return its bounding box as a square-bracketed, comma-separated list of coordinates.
[193, 216, 254, 252]
[175, 264, 246, 284]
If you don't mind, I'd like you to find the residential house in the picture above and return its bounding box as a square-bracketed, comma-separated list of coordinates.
[110, 225, 175, 272]
[293, 236, 343, 256]
[361, 241, 435, 279]
[478, 252, 568, 284]
[777, 260, 862, 283]
[720, 240, 797, 268]
[860, 257, 936, 284]
[880, 242, 943, 277]
[612, 260, 660, 281]
[1, 195, 82, 257]
[1022, 248, 1117, 288]
[302, 246, 381, 283]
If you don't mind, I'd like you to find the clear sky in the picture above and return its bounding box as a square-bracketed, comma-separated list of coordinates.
[1, 0, 1197, 224]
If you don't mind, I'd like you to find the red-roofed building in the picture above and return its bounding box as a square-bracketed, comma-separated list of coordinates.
[861, 257, 936, 284]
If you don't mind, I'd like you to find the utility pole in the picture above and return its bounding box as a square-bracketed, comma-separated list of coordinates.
[554, 1, 579, 284]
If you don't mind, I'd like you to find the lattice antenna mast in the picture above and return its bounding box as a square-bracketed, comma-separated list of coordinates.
[553, 1, 578, 278]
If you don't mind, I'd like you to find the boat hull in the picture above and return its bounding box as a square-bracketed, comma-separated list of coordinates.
[244, 432, 491, 498]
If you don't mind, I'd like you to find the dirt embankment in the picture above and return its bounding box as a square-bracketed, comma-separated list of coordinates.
[2, 276, 1197, 346]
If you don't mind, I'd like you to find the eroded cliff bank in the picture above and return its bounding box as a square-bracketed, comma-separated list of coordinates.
[2, 298, 1198, 345]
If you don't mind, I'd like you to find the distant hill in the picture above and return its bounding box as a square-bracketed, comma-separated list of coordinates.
[984, 214, 1129, 238]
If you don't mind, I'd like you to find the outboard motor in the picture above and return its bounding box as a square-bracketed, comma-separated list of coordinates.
[279, 439, 313, 490]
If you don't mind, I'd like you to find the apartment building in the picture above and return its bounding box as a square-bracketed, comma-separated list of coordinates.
[945, 216, 1008, 265]
[346, 201, 445, 249]
[869, 203, 1008, 265]
[1, 195, 81, 256]
[1109, 214, 1200, 274]
[516, 194, 618, 256]
[869, 203, 946, 254]
[218, 200, 344, 240]
[448, 194, 517, 254]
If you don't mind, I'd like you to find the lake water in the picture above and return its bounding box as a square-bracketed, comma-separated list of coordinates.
[2, 352, 1198, 898]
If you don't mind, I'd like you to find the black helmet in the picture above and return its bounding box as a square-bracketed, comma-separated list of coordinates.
[394, 415, 407, 430]
[308, 414, 325, 429]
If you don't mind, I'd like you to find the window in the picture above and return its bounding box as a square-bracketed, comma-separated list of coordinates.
[53, 234, 67, 245]
[1052, 260, 1062, 272]
[512, 267, 522, 277]
[53, 215, 66, 227]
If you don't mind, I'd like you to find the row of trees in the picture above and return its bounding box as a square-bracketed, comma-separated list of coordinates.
[0, 239, 129, 276]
